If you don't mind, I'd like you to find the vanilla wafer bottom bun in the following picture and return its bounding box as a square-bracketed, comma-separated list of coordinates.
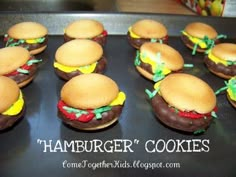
[160, 73, 216, 114]
[60, 73, 119, 109]
[208, 68, 233, 79]
[185, 42, 206, 52]
[30, 45, 47, 55]
[136, 66, 154, 81]
[17, 75, 36, 88]
[60, 114, 119, 131]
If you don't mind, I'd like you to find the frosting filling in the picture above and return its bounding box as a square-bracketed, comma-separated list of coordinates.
[64, 30, 108, 46]
[204, 56, 236, 77]
[2, 91, 24, 116]
[54, 61, 97, 74]
[57, 91, 126, 123]
[128, 27, 141, 39]
[182, 31, 208, 48]
[135, 51, 171, 81]
[4, 57, 42, 76]
[4, 35, 48, 51]
[208, 51, 236, 66]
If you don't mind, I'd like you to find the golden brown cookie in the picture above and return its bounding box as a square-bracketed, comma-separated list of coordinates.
[4, 21, 48, 55]
[64, 19, 107, 46]
[181, 22, 220, 54]
[54, 39, 107, 80]
[57, 73, 126, 131]
[0, 46, 42, 87]
[127, 19, 168, 49]
[0, 76, 25, 130]
[204, 43, 236, 79]
[148, 73, 217, 133]
[135, 42, 184, 82]
[61, 73, 119, 109]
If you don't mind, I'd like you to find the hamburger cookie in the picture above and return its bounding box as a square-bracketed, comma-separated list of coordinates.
[54, 39, 107, 80]
[146, 73, 217, 133]
[135, 42, 184, 82]
[181, 22, 226, 55]
[4, 21, 48, 55]
[57, 73, 126, 131]
[215, 77, 236, 108]
[0, 46, 42, 87]
[64, 19, 108, 46]
[204, 43, 236, 79]
[127, 19, 168, 49]
[0, 76, 26, 131]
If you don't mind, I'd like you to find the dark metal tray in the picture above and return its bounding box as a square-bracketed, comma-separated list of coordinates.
[0, 12, 236, 177]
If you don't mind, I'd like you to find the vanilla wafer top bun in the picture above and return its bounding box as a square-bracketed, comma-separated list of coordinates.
[61, 73, 119, 109]
[159, 73, 216, 114]
[7, 21, 48, 39]
[55, 39, 103, 66]
[184, 22, 217, 39]
[211, 43, 236, 61]
[131, 19, 167, 38]
[0, 46, 30, 75]
[0, 76, 20, 113]
[65, 19, 104, 39]
[140, 42, 184, 71]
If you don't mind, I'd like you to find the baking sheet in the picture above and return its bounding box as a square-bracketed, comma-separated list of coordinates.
[0, 13, 236, 177]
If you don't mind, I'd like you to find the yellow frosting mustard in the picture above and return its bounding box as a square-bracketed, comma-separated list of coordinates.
[109, 92, 126, 106]
[154, 81, 162, 91]
[25, 37, 45, 44]
[140, 52, 171, 75]
[26, 39, 39, 44]
[182, 31, 207, 48]
[2, 91, 24, 116]
[128, 27, 141, 39]
[228, 88, 236, 101]
[208, 51, 228, 66]
[53, 61, 97, 74]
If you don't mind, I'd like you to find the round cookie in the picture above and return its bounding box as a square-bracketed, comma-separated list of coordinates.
[4, 21, 48, 55]
[0, 46, 42, 87]
[181, 22, 225, 54]
[146, 73, 217, 133]
[127, 19, 168, 49]
[135, 42, 184, 82]
[64, 19, 108, 46]
[0, 76, 26, 131]
[57, 73, 126, 131]
[204, 43, 236, 79]
[54, 39, 107, 80]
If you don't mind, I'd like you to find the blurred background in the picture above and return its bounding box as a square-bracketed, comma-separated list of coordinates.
[0, 0, 194, 15]
[0, 0, 233, 17]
